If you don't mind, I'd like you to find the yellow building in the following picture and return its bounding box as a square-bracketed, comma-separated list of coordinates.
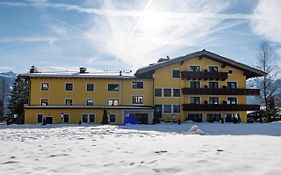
[21, 50, 265, 124]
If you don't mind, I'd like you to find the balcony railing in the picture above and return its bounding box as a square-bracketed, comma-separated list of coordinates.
[181, 71, 228, 80]
[182, 104, 260, 111]
[182, 88, 260, 95]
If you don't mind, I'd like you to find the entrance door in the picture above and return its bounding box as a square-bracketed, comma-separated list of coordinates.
[46, 117, 53, 124]
[136, 114, 148, 124]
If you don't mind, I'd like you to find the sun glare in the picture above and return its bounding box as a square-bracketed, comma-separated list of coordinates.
[140, 11, 166, 34]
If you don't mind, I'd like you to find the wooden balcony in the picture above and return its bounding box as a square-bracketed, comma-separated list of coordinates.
[182, 88, 260, 96]
[181, 71, 228, 80]
[182, 104, 260, 111]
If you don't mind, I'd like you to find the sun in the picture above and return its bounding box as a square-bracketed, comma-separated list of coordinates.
[140, 11, 166, 34]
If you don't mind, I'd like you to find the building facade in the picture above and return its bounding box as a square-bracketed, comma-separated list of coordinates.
[21, 50, 265, 124]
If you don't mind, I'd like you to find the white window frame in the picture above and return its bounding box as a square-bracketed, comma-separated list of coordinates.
[81, 113, 96, 123]
[189, 96, 201, 104]
[86, 83, 95, 92]
[40, 82, 49, 91]
[208, 65, 219, 72]
[107, 98, 119, 106]
[36, 113, 43, 123]
[62, 113, 70, 123]
[208, 96, 219, 104]
[172, 69, 181, 79]
[172, 88, 181, 97]
[163, 104, 172, 114]
[64, 98, 73, 106]
[107, 83, 120, 92]
[189, 65, 201, 72]
[154, 88, 163, 97]
[132, 81, 144, 90]
[108, 113, 117, 124]
[86, 98, 94, 106]
[132, 96, 144, 105]
[65, 82, 74, 92]
[227, 96, 238, 104]
[40, 98, 49, 106]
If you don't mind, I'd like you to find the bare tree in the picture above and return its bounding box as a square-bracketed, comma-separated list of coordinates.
[255, 41, 280, 122]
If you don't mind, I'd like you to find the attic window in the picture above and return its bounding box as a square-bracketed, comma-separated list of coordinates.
[172, 70, 180, 78]
[228, 70, 233, 75]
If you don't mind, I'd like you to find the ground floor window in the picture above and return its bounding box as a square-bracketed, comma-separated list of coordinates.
[37, 114, 43, 123]
[173, 104, 181, 113]
[163, 105, 172, 113]
[224, 114, 240, 122]
[82, 114, 95, 123]
[206, 114, 221, 122]
[187, 114, 203, 122]
[109, 114, 116, 123]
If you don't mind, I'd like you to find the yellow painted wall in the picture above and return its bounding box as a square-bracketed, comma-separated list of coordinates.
[25, 108, 123, 125]
[29, 78, 153, 106]
[153, 56, 248, 122]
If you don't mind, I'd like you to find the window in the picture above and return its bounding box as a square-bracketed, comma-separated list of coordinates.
[132, 82, 144, 89]
[163, 105, 172, 113]
[86, 83, 94, 91]
[209, 97, 219, 104]
[173, 105, 180, 113]
[89, 114, 95, 123]
[41, 83, 49, 91]
[207, 114, 221, 122]
[63, 114, 69, 123]
[190, 81, 200, 88]
[107, 99, 119, 106]
[108, 84, 119, 91]
[227, 97, 237, 104]
[109, 114, 116, 123]
[190, 66, 200, 72]
[41, 99, 48, 106]
[228, 70, 233, 75]
[132, 96, 143, 104]
[190, 97, 200, 104]
[65, 83, 73, 91]
[227, 82, 237, 89]
[37, 114, 43, 123]
[164, 89, 172, 97]
[173, 89, 180, 97]
[187, 114, 203, 122]
[172, 70, 180, 78]
[82, 114, 95, 123]
[209, 81, 219, 88]
[155, 89, 162, 97]
[208, 66, 218, 72]
[65, 99, 73, 106]
[86, 99, 94, 106]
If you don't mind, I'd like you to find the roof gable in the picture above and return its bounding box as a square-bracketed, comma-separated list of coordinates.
[135, 50, 266, 79]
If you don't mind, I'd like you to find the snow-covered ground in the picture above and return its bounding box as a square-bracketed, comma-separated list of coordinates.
[0, 123, 281, 175]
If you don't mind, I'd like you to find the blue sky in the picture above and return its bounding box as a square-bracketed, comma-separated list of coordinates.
[0, 0, 281, 73]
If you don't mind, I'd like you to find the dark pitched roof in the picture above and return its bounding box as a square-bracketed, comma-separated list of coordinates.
[135, 50, 266, 79]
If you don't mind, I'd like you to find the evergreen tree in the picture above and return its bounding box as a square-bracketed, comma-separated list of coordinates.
[101, 109, 109, 124]
[7, 76, 29, 124]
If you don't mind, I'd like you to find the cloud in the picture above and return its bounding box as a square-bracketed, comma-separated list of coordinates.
[85, 0, 237, 68]
[251, 0, 281, 44]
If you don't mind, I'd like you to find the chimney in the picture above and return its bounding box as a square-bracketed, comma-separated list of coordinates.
[29, 66, 38, 73]
[79, 67, 87, 74]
